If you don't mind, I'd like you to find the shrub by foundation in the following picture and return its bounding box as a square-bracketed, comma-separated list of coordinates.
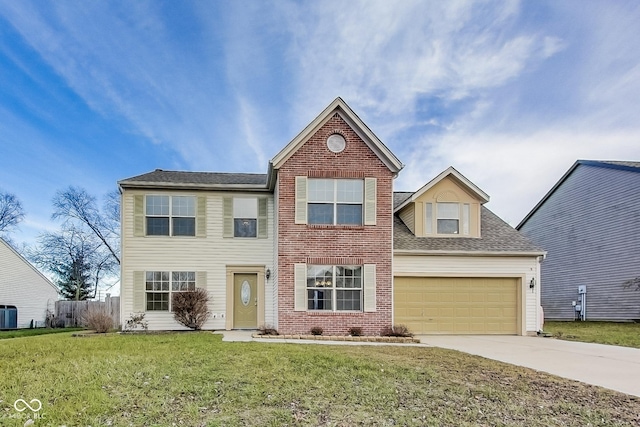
[172, 288, 211, 330]
[380, 324, 413, 338]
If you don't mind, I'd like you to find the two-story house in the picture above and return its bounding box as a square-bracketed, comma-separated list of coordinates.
[119, 98, 544, 335]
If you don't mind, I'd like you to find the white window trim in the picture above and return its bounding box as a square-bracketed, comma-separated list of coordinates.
[425, 202, 470, 236]
[145, 270, 196, 312]
[306, 265, 363, 312]
[233, 197, 258, 238]
[307, 179, 363, 226]
[145, 195, 196, 237]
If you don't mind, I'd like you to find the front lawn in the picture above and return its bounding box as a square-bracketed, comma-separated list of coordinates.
[544, 321, 640, 349]
[0, 327, 83, 340]
[1, 332, 638, 426]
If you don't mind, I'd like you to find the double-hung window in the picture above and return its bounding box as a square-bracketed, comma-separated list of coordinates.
[145, 271, 195, 311]
[425, 202, 470, 235]
[145, 195, 195, 236]
[306, 265, 362, 311]
[437, 202, 460, 234]
[233, 198, 257, 237]
[308, 179, 363, 225]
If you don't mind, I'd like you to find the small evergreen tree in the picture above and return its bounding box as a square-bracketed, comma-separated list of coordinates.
[55, 254, 93, 300]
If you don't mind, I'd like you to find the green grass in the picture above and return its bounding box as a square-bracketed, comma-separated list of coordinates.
[1, 332, 639, 426]
[544, 321, 640, 348]
[0, 328, 83, 340]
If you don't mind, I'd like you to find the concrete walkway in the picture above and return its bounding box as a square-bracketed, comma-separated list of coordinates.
[419, 335, 640, 397]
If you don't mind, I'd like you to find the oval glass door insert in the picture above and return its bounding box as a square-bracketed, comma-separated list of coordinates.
[241, 280, 251, 306]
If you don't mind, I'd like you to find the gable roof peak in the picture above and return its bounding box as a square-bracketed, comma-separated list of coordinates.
[269, 97, 403, 177]
[516, 159, 640, 229]
[395, 166, 489, 212]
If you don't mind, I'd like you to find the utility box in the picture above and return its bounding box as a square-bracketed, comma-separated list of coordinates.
[578, 285, 587, 294]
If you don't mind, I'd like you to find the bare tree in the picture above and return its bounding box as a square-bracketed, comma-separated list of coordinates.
[52, 186, 120, 265]
[29, 225, 117, 300]
[0, 191, 25, 233]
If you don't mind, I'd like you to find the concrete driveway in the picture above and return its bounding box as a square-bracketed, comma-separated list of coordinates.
[419, 335, 640, 397]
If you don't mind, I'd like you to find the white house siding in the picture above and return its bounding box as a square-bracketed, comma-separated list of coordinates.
[393, 254, 542, 334]
[120, 190, 274, 330]
[0, 239, 58, 328]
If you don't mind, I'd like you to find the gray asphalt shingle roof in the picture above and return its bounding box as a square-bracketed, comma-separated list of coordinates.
[119, 170, 268, 187]
[393, 192, 544, 254]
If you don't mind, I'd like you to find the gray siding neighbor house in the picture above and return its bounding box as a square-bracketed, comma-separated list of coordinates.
[517, 160, 640, 321]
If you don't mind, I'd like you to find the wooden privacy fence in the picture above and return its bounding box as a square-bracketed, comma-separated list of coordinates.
[54, 296, 120, 328]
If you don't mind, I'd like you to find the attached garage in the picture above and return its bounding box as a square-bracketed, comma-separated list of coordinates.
[394, 277, 521, 335]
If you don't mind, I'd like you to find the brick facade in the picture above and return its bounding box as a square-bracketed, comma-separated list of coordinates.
[276, 113, 394, 335]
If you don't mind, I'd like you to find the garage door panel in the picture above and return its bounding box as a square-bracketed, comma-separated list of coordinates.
[394, 277, 519, 335]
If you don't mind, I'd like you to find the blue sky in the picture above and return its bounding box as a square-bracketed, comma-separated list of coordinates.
[1, 1, 639, 247]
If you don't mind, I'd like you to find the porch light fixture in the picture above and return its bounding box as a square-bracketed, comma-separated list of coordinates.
[529, 277, 536, 290]
[265, 269, 271, 280]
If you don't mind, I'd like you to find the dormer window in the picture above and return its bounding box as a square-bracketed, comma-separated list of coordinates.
[425, 202, 470, 236]
[437, 202, 460, 234]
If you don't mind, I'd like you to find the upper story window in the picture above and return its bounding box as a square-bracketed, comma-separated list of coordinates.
[146, 195, 195, 236]
[426, 202, 470, 235]
[308, 179, 363, 225]
[437, 202, 460, 234]
[223, 196, 268, 239]
[233, 198, 257, 238]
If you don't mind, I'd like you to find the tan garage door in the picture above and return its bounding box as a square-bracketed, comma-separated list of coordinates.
[394, 277, 519, 335]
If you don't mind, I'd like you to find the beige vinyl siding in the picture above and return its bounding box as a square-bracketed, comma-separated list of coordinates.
[121, 190, 274, 330]
[398, 206, 415, 234]
[412, 176, 482, 238]
[0, 240, 59, 328]
[394, 255, 541, 334]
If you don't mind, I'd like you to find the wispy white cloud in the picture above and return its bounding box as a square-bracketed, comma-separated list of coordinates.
[0, 1, 267, 171]
[1, 0, 639, 237]
[272, 0, 640, 224]
[278, 1, 556, 123]
[398, 124, 640, 225]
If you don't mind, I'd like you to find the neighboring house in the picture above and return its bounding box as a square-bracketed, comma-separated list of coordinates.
[119, 98, 544, 335]
[0, 238, 58, 328]
[517, 160, 640, 321]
